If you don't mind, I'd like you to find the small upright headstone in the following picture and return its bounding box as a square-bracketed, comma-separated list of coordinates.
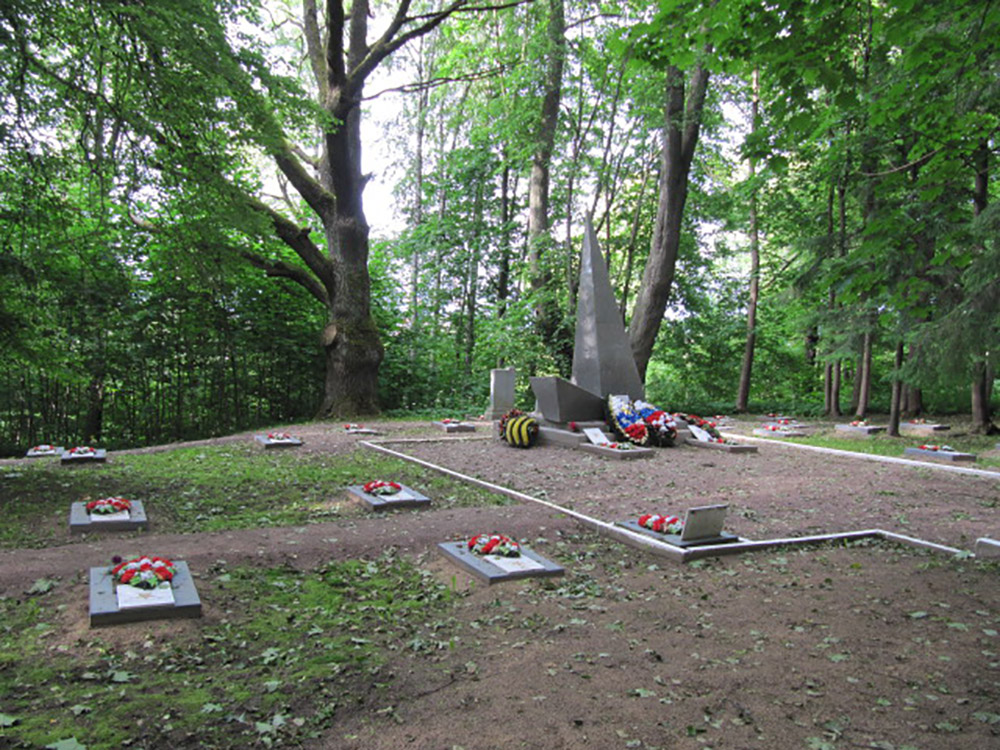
[488, 368, 517, 420]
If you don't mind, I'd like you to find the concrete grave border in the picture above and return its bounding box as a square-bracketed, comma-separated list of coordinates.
[70, 501, 148, 534]
[89, 561, 201, 627]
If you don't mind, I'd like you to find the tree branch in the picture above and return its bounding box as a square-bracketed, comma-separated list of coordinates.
[303, 0, 327, 98]
[245, 195, 334, 291]
[859, 147, 944, 177]
[326, 0, 347, 89]
[363, 65, 508, 99]
[239, 248, 329, 305]
[404, 0, 532, 22]
[271, 143, 336, 219]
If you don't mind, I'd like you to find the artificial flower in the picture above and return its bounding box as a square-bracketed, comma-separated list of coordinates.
[638, 514, 684, 535]
[86, 497, 132, 515]
[67, 446, 96, 456]
[362, 480, 402, 495]
[467, 533, 521, 557]
[111, 555, 176, 589]
[267, 432, 295, 441]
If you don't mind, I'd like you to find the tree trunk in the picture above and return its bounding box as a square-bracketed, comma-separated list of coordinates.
[831, 360, 842, 417]
[887, 340, 904, 436]
[736, 68, 760, 413]
[854, 332, 873, 418]
[969, 138, 996, 433]
[629, 63, 710, 381]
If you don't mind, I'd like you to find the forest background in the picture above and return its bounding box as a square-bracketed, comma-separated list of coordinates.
[1, 0, 998, 455]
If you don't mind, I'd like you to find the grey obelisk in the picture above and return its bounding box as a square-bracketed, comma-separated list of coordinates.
[571, 217, 644, 400]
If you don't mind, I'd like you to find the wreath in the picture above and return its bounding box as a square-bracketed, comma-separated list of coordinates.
[362, 480, 402, 496]
[66, 446, 96, 456]
[607, 395, 649, 446]
[467, 533, 521, 557]
[30, 444, 57, 453]
[111, 555, 177, 589]
[675, 413, 723, 441]
[87, 497, 132, 515]
[497, 408, 523, 438]
[503, 414, 539, 448]
[634, 400, 678, 447]
[638, 514, 684, 535]
[918, 444, 954, 452]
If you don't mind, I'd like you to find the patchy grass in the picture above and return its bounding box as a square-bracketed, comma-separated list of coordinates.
[0, 554, 458, 749]
[0, 444, 510, 549]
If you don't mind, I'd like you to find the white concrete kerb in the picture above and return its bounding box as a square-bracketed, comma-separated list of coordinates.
[361, 437, 976, 563]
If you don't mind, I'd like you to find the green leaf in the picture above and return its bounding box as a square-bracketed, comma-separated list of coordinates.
[201, 703, 224, 714]
[907, 611, 928, 619]
[27, 578, 57, 595]
[110, 670, 134, 683]
[0, 713, 19, 727]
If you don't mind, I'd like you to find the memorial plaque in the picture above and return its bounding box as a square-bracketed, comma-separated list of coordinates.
[345, 427, 379, 435]
[488, 368, 517, 420]
[583, 427, 612, 445]
[434, 421, 476, 433]
[116, 583, 175, 610]
[753, 427, 804, 438]
[437, 541, 563, 585]
[61, 449, 107, 464]
[579, 443, 654, 460]
[834, 424, 886, 435]
[345, 484, 431, 511]
[70, 501, 148, 534]
[903, 447, 976, 462]
[618, 519, 739, 548]
[975, 538, 1000, 559]
[26, 445, 63, 458]
[255, 434, 303, 449]
[90, 561, 201, 627]
[91, 510, 130, 523]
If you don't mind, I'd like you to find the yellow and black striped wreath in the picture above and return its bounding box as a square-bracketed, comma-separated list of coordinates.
[503, 415, 539, 448]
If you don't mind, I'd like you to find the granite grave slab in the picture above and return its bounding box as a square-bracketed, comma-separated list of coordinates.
[436, 541, 563, 585]
[835, 424, 886, 435]
[903, 447, 976, 462]
[579, 443, 653, 460]
[686, 439, 757, 454]
[618, 519, 740, 548]
[90, 561, 201, 627]
[255, 434, 303, 449]
[25, 445, 64, 458]
[61, 448, 107, 464]
[975, 538, 1000, 559]
[345, 484, 431, 511]
[70, 500, 148, 534]
[753, 427, 805, 438]
[488, 368, 516, 420]
[899, 422, 951, 435]
[434, 420, 476, 433]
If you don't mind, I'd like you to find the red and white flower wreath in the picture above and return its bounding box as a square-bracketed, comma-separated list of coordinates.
[638, 514, 684, 535]
[112, 555, 177, 589]
[267, 432, 295, 441]
[467, 533, 521, 557]
[87, 497, 132, 515]
[363, 480, 402, 496]
[67, 446, 96, 456]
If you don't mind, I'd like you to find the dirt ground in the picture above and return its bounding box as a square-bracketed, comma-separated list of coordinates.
[2, 419, 999, 749]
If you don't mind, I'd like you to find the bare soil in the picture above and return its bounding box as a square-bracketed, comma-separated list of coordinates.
[2, 419, 999, 750]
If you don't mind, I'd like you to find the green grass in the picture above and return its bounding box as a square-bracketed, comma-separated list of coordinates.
[0, 443, 510, 549]
[0, 554, 457, 749]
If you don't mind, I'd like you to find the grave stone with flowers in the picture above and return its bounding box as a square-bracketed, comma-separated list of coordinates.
[346, 480, 431, 511]
[343, 423, 379, 435]
[70, 497, 148, 534]
[255, 431, 303, 448]
[61, 446, 107, 464]
[25, 444, 63, 458]
[90, 554, 201, 626]
[680, 413, 757, 453]
[753, 423, 806, 438]
[899, 420, 951, 436]
[903, 445, 976, 462]
[434, 418, 476, 433]
[619, 506, 739, 548]
[578, 423, 654, 460]
[437, 534, 563, 585]
[835, 421, 886, 435]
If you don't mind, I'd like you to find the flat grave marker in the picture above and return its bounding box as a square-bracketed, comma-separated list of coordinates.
[686, 439, 757, 454]
[70, 500, 149, 534]
[345, 483, 431, 511]
[25, 445, 63, 458]
[835, 423, 886, 435]
[579, 442, 653, 460]
[899, 421, 951, 436]
[61, 448, 107, 464]
[753, 426, 805, 438]
[343, 424, 379, 435]
[436, 541, 563, 585]
[903, 446, 976, 463]
[434, 420, 476, 433]
[255, 433, 303, 449]
[975, 538, 1000, 559]
[90, 561, 201, 627]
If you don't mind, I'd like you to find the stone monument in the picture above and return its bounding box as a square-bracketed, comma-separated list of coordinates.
[531, 217, 644, 423]
[488, 368, 516, 419]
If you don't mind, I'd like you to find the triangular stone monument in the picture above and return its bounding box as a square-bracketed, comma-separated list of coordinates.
[571, 218, 645, 400]
[531, 217, 644, 423]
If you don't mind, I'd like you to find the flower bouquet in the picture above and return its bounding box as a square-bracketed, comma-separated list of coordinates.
[635, 400, 678, 447]
[849, 420, 868, 427]
[66, 446, 96, 456]
[638, 514, 684, 535]
[267, 431, 296, 442]
[112, 555, 176, 590]
[362, 480, 402, 496]
[86, 497, 132, 515]
[467, 533, 521, 557]
[29, 444, 58, 455]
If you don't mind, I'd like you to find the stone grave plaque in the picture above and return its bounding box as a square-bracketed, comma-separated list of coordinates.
[583, 427, 611, 445]
[434, 420, 476, 433]
[686, 440, 757, 454]
[345, 484, 431, 511]
[753, 427, 804, 438]
[25, 445, 63, 458]
[116, 582, 175, 610]
[255, 434, 303, 449]
[618, 520, 739, 548]
[437, 541, 563, 585]
[899, 422, 950, 435]
[69, 501, 148, 534]
[61, 449, 107, 464]
[903, 447, 976, 462]
[90, 561, 201, 627]
[687, 423, 713, 442]
[344, 426, 379, 435]
[579, 443, 653, 460]
[834, 424, 885, 435]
